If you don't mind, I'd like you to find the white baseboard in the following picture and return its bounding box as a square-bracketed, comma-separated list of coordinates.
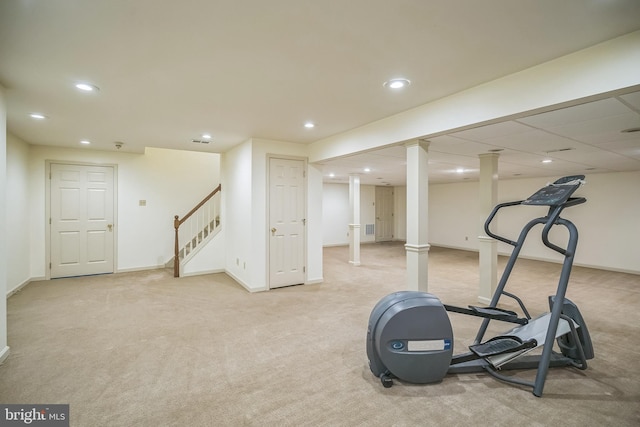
[180, 268, 225, 277]
[225, 270, 267, 293]
[116, 264, 167, 274]
[0, 346, 10, 365]
[305, 277, 323, 285]
[7, 276, 45, 298]
[477, 296, 492, 305]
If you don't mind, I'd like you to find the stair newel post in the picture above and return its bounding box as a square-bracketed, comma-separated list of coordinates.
[174, 215, 180, 277]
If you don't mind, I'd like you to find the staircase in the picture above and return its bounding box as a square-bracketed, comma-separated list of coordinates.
[173, 184, 221, 277]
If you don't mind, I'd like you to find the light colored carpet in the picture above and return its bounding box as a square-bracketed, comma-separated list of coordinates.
[1, 243, 639, 426]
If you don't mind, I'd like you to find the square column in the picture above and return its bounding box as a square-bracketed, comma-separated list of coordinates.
[405, 140, 430, 292]
[478, 153, 499, 303]
[349, 174, 361, 266]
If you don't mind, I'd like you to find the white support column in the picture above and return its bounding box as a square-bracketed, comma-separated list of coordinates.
[349, 174, 361, 266]
[478, 153, 499, 304]
[405, 139, 430, 292]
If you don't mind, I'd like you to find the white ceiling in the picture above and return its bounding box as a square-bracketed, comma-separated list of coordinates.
[1, 1, 640, 185]
[320, 91, 640, 185]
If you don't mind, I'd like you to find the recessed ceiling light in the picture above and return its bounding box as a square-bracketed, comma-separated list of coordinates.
[304, 122, 315, 128]
[202, 133, 212, 140]
[75, 82, 99, 92]
[329, 173, 335, 178]
[80, 140, 91, 145]
[383, 78, 411, 89]
[456, 168, 464, 173]
[541, 159, 553, 163]
[364, 168, 371, 172]
[29, 113, 47, 119]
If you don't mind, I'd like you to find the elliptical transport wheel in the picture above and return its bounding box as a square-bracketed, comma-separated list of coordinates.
[380, 373, 393, 388]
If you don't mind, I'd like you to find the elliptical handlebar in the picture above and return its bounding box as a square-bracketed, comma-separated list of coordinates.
[484, 176, 586, 249]
[484, 201, 523, 246]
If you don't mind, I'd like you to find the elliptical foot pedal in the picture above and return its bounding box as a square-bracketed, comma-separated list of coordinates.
[469, 336, 537, 358]
[469, 306, 518, 318]
[469, 306, 528, 325]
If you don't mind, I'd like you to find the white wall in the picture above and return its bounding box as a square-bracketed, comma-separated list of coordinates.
[306, 163, 324, 284]
[181, 228, 226, 276]
[429, 182, 480, 250]
[222, 140, 253, 288]
[322, 183, 349, 246]
[26, 145, 220, 276]
[428, 172, 640, 274]
[222, 138, 321, 291]
[0, 85, 9, 363]
[323, 183, 405, 246]
[6, 134, 30, 294]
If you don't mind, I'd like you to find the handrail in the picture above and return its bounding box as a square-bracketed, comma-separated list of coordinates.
[179, 184, 221, 226]
[173, 184, 222, 277]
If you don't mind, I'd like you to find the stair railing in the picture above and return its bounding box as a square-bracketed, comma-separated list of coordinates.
[173, 184, 221, 277]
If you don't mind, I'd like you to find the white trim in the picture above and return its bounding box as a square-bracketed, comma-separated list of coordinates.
[226, 269, 267, 293]
[45, 160, 118, 280]
[266, 155, 308, 290]
[0, 346, 10, 365]
[305, 278, 323, 285]
[477, 296, 492, 305]
[180, 268, 225, 277]
[116, 265, 167, 274]
[6, 277, 40, 298]
[404, 243, 431, 253]
[429, 244, 640, 276]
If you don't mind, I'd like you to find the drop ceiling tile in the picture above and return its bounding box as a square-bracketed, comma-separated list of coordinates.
[620, 91, 640, 111]
[498, 163, 563, 179]
[606, 141, 640, 159]
[483, 129, 599, 153]
[518, 98, 632, 128]
[545, 113, 640, 143]
[430, 139, 503, 156]
[549, 150, 639, 171]
[449, 121, 531, 141]
[429, 152, 479, 167]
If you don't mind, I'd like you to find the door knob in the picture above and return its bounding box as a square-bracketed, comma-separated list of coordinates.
[108, 224, 113, 231]
[271, 227, 277, 235]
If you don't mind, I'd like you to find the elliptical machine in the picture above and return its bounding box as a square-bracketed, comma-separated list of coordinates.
[366, 176, 594, 397]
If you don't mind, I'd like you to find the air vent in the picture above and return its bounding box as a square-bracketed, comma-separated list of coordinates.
[545, 148, 574, 153]
[191, 139, 210, 144]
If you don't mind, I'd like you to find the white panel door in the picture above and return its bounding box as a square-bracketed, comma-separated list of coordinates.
[375, 186, 394, 242]
[50, 164, 115, 278]
[269, 158, 305, 289]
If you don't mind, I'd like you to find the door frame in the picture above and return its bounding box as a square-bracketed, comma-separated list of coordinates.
[45, 160, 118, 280]
[375, 185, 394, 242]
[266, 154, 308, 289]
